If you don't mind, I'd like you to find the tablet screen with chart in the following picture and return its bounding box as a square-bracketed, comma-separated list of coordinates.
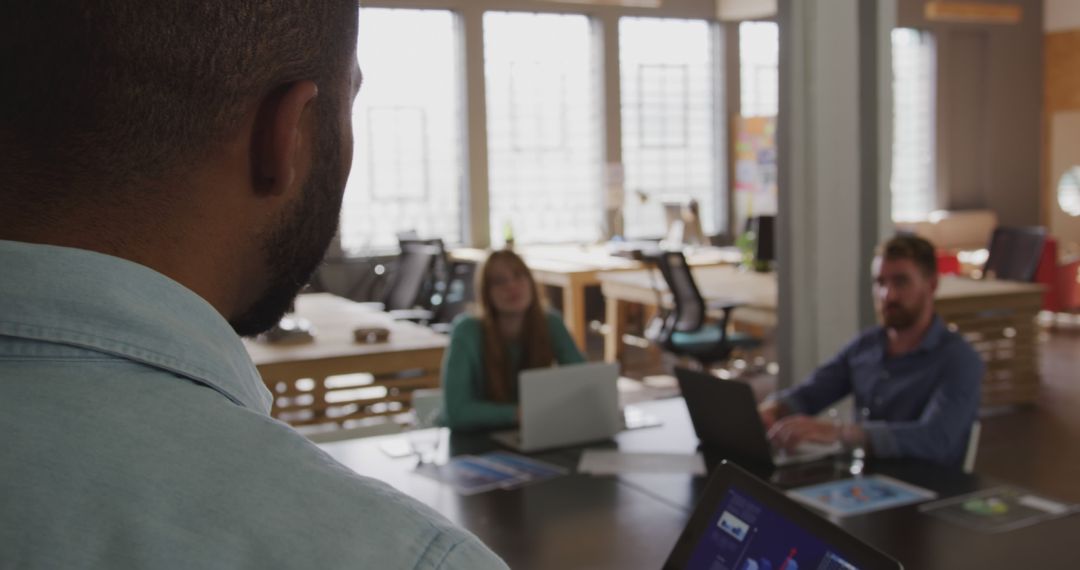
[663, 462, 900, 570]
[686, 487, 860, 570]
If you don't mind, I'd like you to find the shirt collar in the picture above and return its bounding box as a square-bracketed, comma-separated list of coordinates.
[875, 313, 947, 356]
[917, 314, 947, 352]
[0, 240, 272, 413]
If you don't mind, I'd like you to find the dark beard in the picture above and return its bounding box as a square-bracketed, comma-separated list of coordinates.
[229, 102, 346, 337]
[880, 300, 923, 331]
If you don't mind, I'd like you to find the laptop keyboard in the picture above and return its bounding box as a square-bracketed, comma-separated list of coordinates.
[772, 441, 843, 465]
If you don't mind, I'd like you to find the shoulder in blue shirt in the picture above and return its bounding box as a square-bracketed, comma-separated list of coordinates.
[779, 315, 983, 467]
[0, 240, 507, 570]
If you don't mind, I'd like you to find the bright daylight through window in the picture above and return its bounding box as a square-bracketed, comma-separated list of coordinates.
[340, 9, 463, 253]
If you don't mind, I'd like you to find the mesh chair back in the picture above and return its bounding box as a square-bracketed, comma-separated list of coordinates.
[383, 244, 441, 311]
[654, 251, 706, 333]
[432, 260, 476, 325]
[400, 237, 450, 305]
[983, 226, 1046, 282]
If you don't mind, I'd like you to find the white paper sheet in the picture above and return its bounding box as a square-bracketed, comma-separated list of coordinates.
[577, 450, 706, 476]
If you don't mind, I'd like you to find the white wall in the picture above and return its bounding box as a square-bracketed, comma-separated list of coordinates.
[1045, 0, 1080, 32]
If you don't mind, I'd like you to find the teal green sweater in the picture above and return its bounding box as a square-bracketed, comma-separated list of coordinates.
[440, 312, 585, 431]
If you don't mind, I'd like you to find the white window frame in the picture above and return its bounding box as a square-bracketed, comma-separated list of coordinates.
[619, 16, 727, 239]
[339, 0, 724, 252]
[890, 27, 938, 221]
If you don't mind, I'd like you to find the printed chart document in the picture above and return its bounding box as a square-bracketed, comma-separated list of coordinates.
[577, 450, 706, 476]
[919, 485, 1078, 533]
[416, 452, 566, 495]
[788, 475, 937, 517]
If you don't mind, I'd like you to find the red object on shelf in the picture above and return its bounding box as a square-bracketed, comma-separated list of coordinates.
[1036, 237, 1057, 311]
[936, 251, 961, 276]
[1058, 258, 1080, 311]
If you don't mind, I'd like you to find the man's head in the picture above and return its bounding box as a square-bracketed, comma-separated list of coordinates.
[226, 85, 354, 336]
[872, 234, 939, 331]
[1, 2, 361, 336]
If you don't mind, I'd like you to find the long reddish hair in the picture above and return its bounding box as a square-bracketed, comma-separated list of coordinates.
[476, 249, 555, 402]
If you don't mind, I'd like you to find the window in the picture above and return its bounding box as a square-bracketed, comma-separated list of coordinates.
[620, 17, 723, 237]
[739, 22, 778, 118]
[891, 28, 936, 220]
[340, 9, 464, 252]
[484, 12, 603, 245]
[735, 21, 777, 232]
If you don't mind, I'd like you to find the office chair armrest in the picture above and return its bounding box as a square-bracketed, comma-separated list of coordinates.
[705, 298, 743, 312]
[705, 299, 741, 339]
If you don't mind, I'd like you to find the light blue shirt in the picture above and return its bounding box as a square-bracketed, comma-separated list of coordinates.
[0, 240, 507, 569]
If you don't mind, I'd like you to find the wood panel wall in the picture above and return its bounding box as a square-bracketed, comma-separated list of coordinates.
[1045, 31, 1080, 113]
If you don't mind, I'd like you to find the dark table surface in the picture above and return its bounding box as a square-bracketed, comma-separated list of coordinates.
[320, 398, 1078, 570]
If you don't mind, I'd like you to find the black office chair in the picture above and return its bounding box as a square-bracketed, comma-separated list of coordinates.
[429, 259, 476, 334]
[647, 250, 762, 369]
[982, 226, 1046, 282]
[399, 236, 452, 299]
[382, 240, 442, 322]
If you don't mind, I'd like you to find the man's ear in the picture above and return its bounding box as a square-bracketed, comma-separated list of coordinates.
[252, 80, 319, 197]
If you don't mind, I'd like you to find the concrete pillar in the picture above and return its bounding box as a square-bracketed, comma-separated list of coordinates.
[776, 0, 895, 388]
[462, 7, 491, 248]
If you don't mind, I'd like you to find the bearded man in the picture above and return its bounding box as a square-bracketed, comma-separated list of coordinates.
[759, 235, 984, 467]
[0, 2, 505, 568]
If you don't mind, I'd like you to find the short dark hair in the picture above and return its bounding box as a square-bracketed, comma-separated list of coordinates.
[881, 234, 938, 277]
[0, 1, 357, 197]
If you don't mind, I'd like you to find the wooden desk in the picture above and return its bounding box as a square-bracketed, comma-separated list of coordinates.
[600, 267, 1045, 406]
[320, 398, 1076, 569]
[452, 244, 741, 351]
[243, 293, 447, 429]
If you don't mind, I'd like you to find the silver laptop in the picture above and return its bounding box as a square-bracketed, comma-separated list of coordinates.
[491, 361, 622, 453]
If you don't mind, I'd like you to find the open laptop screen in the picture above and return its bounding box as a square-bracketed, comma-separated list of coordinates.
[665, 462, 901, 570]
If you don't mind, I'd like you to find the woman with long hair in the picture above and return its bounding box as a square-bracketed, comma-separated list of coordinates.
[441, 249, 585, 431]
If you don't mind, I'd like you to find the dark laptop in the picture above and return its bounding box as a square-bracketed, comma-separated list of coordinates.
[675, 367, 840, 469]
[664, 461, 903, 570]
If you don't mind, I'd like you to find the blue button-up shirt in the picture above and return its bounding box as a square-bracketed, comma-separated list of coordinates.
[778, 315, 984, 467]
[0, 240, 506, 569]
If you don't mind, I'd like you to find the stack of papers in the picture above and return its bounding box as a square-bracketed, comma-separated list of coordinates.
[577, 450, 706, 476]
